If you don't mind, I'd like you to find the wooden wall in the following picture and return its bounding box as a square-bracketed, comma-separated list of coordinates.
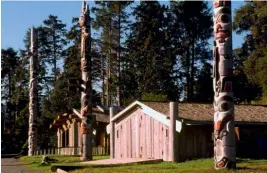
[114, 108, 169, 160]
[178, 125, 211, 161]
[113, 108, 267, 162]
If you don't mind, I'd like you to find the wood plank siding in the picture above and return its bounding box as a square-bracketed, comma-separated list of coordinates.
[114, 108, 169, 160]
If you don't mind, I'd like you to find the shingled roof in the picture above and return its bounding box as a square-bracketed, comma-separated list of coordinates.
[142, 101, 267, 123]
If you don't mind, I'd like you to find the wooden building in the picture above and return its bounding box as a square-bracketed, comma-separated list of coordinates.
[50, 105, 112, 155]
[107, 101, 267, 161]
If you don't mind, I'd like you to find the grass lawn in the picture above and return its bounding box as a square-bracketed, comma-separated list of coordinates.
[19, 155, 109, 173]
[19, 156, 267, 173]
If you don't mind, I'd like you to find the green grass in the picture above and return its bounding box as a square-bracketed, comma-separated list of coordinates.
[19, 155, 109, 173]
[19, 156, 267, 173]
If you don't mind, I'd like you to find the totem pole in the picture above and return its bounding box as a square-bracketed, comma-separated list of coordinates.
[79, 1, 93, 161]
[28, 28, 38, 156]
[213, 0, 236, 169]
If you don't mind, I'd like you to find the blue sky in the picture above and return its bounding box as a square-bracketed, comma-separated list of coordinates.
[2, 1, 246, 51]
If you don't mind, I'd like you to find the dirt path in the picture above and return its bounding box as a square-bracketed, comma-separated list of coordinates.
[1, 158, 43, 173]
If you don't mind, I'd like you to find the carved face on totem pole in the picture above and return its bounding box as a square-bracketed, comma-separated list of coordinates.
[213, 0, 236, 169]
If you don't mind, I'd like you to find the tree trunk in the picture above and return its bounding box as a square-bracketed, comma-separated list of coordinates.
[101, 54, 105, 105]
[53, 32, 57, 85]
[190, 38, 195, 101]
[213, 0, 236, 169]
[106, 20, 112, 106]
[8, 71, 13, 127]
[116, 3, 121, 106]
[28, 28, 38, 156]
[186, 47, 191, 101]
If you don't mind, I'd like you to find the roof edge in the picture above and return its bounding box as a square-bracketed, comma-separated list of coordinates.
[111, 100, 141, 122]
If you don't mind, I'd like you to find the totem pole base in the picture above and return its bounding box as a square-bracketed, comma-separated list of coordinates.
[214, 161, 236, 170]
[80, 157, 88, 161]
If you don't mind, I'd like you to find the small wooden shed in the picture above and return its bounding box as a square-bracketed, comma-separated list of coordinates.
[107, 101, 180, 161]
[107, 101, 267, 161]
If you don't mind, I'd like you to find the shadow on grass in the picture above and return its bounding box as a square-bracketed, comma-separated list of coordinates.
[51, 162, 145, 172]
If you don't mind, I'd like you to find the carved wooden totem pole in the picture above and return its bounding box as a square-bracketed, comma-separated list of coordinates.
[213, 0, 236, 169]
[28, 28, 38, 156]
[79, 1, 93, 161]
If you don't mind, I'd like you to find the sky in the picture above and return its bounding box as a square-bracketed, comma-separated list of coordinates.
[2, 1, 247, 52]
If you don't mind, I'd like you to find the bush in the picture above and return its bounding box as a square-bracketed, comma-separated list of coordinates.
[251, 97, 267, 105]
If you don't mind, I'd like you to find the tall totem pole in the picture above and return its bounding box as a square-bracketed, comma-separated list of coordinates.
[79, 1, 93, 161]
[28, 28, 38, 156]
[213, 0, 236, 169]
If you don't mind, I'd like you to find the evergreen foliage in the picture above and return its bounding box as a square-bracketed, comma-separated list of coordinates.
[233, 1, 267, 102]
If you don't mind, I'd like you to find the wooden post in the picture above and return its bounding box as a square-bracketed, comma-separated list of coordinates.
[68, 123, 73, 148]
[58, 129, 62, 155]
[110, 107, 116, 158]
[169, 102, 178, 162]
[28, 27, 38, 156]
[57, 129, 61, 148]
[73, 120, 78, 155]
[79, 1, 93, 161]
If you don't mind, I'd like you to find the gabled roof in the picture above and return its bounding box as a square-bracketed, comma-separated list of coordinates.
[50, 106, 111, 130]
[110, 101, 267, 125]
[108, 101, 182, 134]
[142, 102, 267, 123]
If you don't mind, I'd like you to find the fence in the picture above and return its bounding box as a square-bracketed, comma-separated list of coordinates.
[33, 146, 108, 156]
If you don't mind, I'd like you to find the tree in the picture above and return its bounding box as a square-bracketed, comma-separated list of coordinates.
[1, 48, 21, 131]
[233, 2, 267, 101]
[108, 2, 133, 106]
[1, 48, 29, 153]
[92, 1, 132, 106]
[43, 15, 68, 86]
[169, 1, 213, 102]
[195, 62, 213, 102]
[92, 2, 113, 106]
[124, 1, 178, 102]
[233, 48, 261, 103]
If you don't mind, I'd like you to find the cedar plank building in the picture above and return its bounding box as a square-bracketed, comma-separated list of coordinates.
[107, 101, 267, 161]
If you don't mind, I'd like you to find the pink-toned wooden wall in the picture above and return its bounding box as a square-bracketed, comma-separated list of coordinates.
[114, 108, 169, 160]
